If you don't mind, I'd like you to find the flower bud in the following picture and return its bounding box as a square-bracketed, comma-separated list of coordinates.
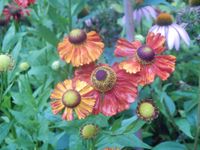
[135, 34, 145, 43]
[51, 60, 60, 70]
[19, 62, 30, 72]
[0, 54, 13, 72]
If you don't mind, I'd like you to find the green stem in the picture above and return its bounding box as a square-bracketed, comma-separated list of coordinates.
[0, 73, 3, 102]
[68, 0, 72, 31]
[194, 72, 200, 150]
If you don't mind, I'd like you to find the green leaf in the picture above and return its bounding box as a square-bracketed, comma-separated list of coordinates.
[34, 25, 59, 46]
[97, 133, 151, 149]
[152, 141, 187, 150]
[175, 118, 193, 139]
[2, 24, 15, 52]
[0, 0, 5, 15]
[0, 122, 13, 144]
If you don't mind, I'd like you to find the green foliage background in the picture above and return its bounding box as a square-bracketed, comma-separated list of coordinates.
[0, 0, 200, 149]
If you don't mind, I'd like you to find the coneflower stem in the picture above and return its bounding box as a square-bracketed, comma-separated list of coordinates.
[68, 0, 72, 31]
[123, 0, 135, 41]
[194, 71, 200, 150]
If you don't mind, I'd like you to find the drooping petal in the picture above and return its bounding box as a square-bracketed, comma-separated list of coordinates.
[153, 55, 176, 80]
[114, 39, 140, 57]
[138, 65, 156, 86]
[172, 24, 190, 46]
[167, 26, 180, 50]
[58, 31, 104, 67]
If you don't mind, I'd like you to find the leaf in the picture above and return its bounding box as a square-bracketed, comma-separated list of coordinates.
[34, 24, 59, 46]
[152, 141, 187, 150]
[2, 24, 15, 52]
[163, 92, 176, 116]
[0, 122, 13, 144]
[175, 118, 193, 139]
[0, 0, 5, 15]
[97, 133, 151, 149]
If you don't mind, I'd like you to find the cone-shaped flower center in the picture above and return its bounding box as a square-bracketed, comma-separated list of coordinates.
[62, 90, 81, 108]
[139, 102, 155, 118]
[80, 124, 98, 139]
[137, 100, 159, 121]
[137, 46, 155, 63]
[136, 0, 144, 4]
[156, 13, 173, 26]
[0, 54, 12, 72]
[91, 66, 117, 93]
[96, 70, 107, 81]
[68, 29, 87, 44]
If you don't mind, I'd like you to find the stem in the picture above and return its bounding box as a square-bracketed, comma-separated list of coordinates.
[68, 0, 72, 31]
[0, 73, 3, 102]
[123, 0, 135, 41]
[194, 72, 200, 150]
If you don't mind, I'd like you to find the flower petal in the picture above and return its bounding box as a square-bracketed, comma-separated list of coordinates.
[119, 58, 141, 74]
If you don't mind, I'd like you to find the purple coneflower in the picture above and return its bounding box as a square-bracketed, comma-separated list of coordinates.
[122, 5, 157, 26]
[149, 13, 190, 50]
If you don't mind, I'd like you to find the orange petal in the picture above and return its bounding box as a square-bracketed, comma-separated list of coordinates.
[75, 80, 93, 95]
[119, 58, 141, 74]
[153, 55, 176, 80]
[63, 80, 72, 90]
[51, 100, 64, 115]
[115, 38, 139, 57]
[138, 65, 156, 85]
[146, 32, 166, 54]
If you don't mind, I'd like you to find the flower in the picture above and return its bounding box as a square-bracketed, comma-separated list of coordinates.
[136, 100, 159, 121]
[19, 61, 30, 72]
[3, 4, 30, 21]
[80, 124, 99, 139]
[14, 0, 36, 8]
[57, 29, 104, 67]
[50, 79, 96, 121]
[104, 148, 120, 150]
[122, 6, 157, 26]
[0, 54, 14, 72]
[75, 63, 138, 116]
[149, 12, 190, 50]
[114, 32, 176, 85]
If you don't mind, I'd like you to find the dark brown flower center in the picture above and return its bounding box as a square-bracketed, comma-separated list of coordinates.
[68, 29, 87, 44]
[137, 46, 155, 63]
[156, 13, 173, 26]
[62, 90, 81, 108]
[91, 66, 117, 93]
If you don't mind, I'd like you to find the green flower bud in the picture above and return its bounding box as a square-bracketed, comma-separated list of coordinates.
[0, 54, 13, 72]
[135, 34, 145, 43]
[51, 60, 60, 70]
[19, 62, 30, 72]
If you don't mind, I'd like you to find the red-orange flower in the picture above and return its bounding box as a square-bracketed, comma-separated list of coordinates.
[114, 32, 176, 85]
[14, 0, 36, 8]
[58, 29, 104, 67]
[50, 79, 96, 121]
[75, 63, 138, 116]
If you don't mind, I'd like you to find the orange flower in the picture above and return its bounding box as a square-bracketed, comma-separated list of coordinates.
[75, 63, 138, 116]
[114, 32, 176, 85]
[50, 79, 96, 121]
[58, 29, 104, 67]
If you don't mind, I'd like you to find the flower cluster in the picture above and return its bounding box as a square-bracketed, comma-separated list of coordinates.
[50, 27, 177, 121]
[0, 0, 36, 26]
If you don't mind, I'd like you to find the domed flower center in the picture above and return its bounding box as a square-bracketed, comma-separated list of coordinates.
[0, 54, 13, 72]
[137, 100, 159, 121]
[62, 90, 81, 108]
[80, 124, 98, 139]
[91, 66, 117, 93]
[156, 13, 173, 26]
[95, 70, 107, 81]
[68, 29, 87, 44]
[139, 102, 155, 118]
[135, 0, 144, 4]
[137, 46, 155, 63]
